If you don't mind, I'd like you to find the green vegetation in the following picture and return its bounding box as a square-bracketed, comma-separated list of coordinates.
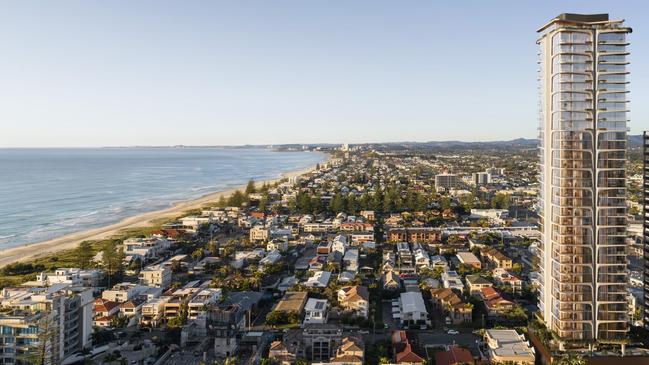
[265, 310, 299, 327]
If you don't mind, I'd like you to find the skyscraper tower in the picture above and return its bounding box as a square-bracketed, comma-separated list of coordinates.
[537, 13, 631, 344]
[642, 131, 649, 329]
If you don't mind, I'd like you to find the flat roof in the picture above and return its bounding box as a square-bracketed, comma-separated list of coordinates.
[486, 329, 535, 358]
[275, 291, 308, 313]
[537, 13, 624, 33]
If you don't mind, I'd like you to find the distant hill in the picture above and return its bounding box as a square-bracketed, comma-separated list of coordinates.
[356, 134, 644, 151]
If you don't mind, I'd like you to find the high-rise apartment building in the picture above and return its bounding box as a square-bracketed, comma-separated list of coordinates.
[537, 13, 630, 344]
[0, 284, 93, 364]
[642, 131, 649, 329]
[435, 174, 459, 191]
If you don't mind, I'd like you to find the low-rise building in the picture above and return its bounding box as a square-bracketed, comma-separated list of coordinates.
[305, 271, 332, 288]
[250, 225, 270, 242]
[429, 288, 472, 325]
[337, 285, 369, 318]
[392, 330, 425, 364]
[492, 268, 523, 293]
[456, 252, 481, 269]
[482, 247, 513, 269]
[484, 329, 534, 364]
[303, 298, 329, 325]
[398, 292, 430, 326]
[188, 288, 223, 319]
[465, 275, 493, 296]
[480, 287, 514, 317]
[139, 264, 172, 288]
[434, 346, 475, 365]
[441, 271, 464, 292]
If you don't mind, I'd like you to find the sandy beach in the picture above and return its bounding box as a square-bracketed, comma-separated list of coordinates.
[0, 162, 323, 268]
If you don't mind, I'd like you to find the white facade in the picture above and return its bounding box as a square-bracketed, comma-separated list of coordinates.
[537, 13, 630, 343]
[303, 298, 329, 325]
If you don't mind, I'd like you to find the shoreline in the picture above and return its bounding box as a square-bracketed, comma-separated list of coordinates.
[0, 159, 326, 269]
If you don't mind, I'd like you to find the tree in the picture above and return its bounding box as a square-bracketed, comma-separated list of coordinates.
[217, 195, 227, 207]
[491, 193, 511, 209]
[17, 310, 59, 365]
[102, 240, 125, 286]
[259, 193, 269, 212]
[330, 194, 345, 214]
[260, 359, 280, 365]
[76, 241, 94, 269]
[228, 190, 246, 207]
[556, 352, 586, 365]
[245, 179, 256, 195]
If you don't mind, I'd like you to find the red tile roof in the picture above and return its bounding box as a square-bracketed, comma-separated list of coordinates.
[434, 347, 474, 365]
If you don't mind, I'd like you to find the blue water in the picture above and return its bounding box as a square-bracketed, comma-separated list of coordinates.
[0, 148, 326, 249]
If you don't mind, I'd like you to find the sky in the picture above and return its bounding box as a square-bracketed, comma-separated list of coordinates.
[0, 1, 647, 147]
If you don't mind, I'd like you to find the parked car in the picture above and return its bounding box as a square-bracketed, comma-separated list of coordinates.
[447, 330, 459, 335]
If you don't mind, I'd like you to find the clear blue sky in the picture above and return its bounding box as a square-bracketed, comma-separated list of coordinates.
[0, 1, 647, 147]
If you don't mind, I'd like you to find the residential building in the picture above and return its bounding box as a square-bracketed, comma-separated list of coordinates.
[492, 268, 523, 294]
[484, 329, 535, 364]
[456, 252, 481, 269]
[441, 271, 464, 292]
[391, 330, 425, 364]
[302, 324, 343, 361]
[304, 298, 329, 325]
[383, 270, 402, 291]
[324, 336, 364, 365]
[398, 292, 430, 326]
[537, 12, 631, 343]
[337, 286, 369, 318]
[429, 288, 472, 325]
[188, 288, 223, 319]
[0, 284, 93, 364]
[102, 282, 148, 303]
[435, 174, 459, 191]
[480, 287, 514, 317]
[305, 271, 332, 288]
[482, 247, 513, 269]
[434, 346, 474, 365]
[140, 297, 170, 326]
[139, 264, 172, 288]
[250, 225, 270, 241]
[387, 228, 441, 244]
[267, 238, 289, 252]
[465, 275, 493, 296]
[645, 131, 649, 329]
[269, 341, 296, 365]
[473, 172, 491, 186]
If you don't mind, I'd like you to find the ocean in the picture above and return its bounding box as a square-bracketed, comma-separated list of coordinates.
[0, 148, 326, 249]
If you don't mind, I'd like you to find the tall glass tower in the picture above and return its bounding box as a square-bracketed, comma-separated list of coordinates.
[537, 13, 631, 344]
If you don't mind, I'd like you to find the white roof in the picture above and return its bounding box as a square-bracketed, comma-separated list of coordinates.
[305, 298, 328, 311]
[399, 292, 427, 314]
[305, 271, 332, 287]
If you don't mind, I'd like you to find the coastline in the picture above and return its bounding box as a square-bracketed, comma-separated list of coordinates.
[0, 159, 326, 269]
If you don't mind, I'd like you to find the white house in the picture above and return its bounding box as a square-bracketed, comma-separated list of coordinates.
[139, 265, 172, 289]
[441, 271, 464, 291]
[304, 271, 332, 288]
[303, 298, 329, 325]
[343, 249, 359, 273]
[398, 292, 430, 326]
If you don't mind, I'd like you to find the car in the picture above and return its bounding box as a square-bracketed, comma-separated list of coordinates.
[447, 330, 459, 335]
[358, 330, 370, 334]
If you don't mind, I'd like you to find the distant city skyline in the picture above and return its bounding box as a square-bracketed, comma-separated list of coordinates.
[1, 1, 647, 147]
